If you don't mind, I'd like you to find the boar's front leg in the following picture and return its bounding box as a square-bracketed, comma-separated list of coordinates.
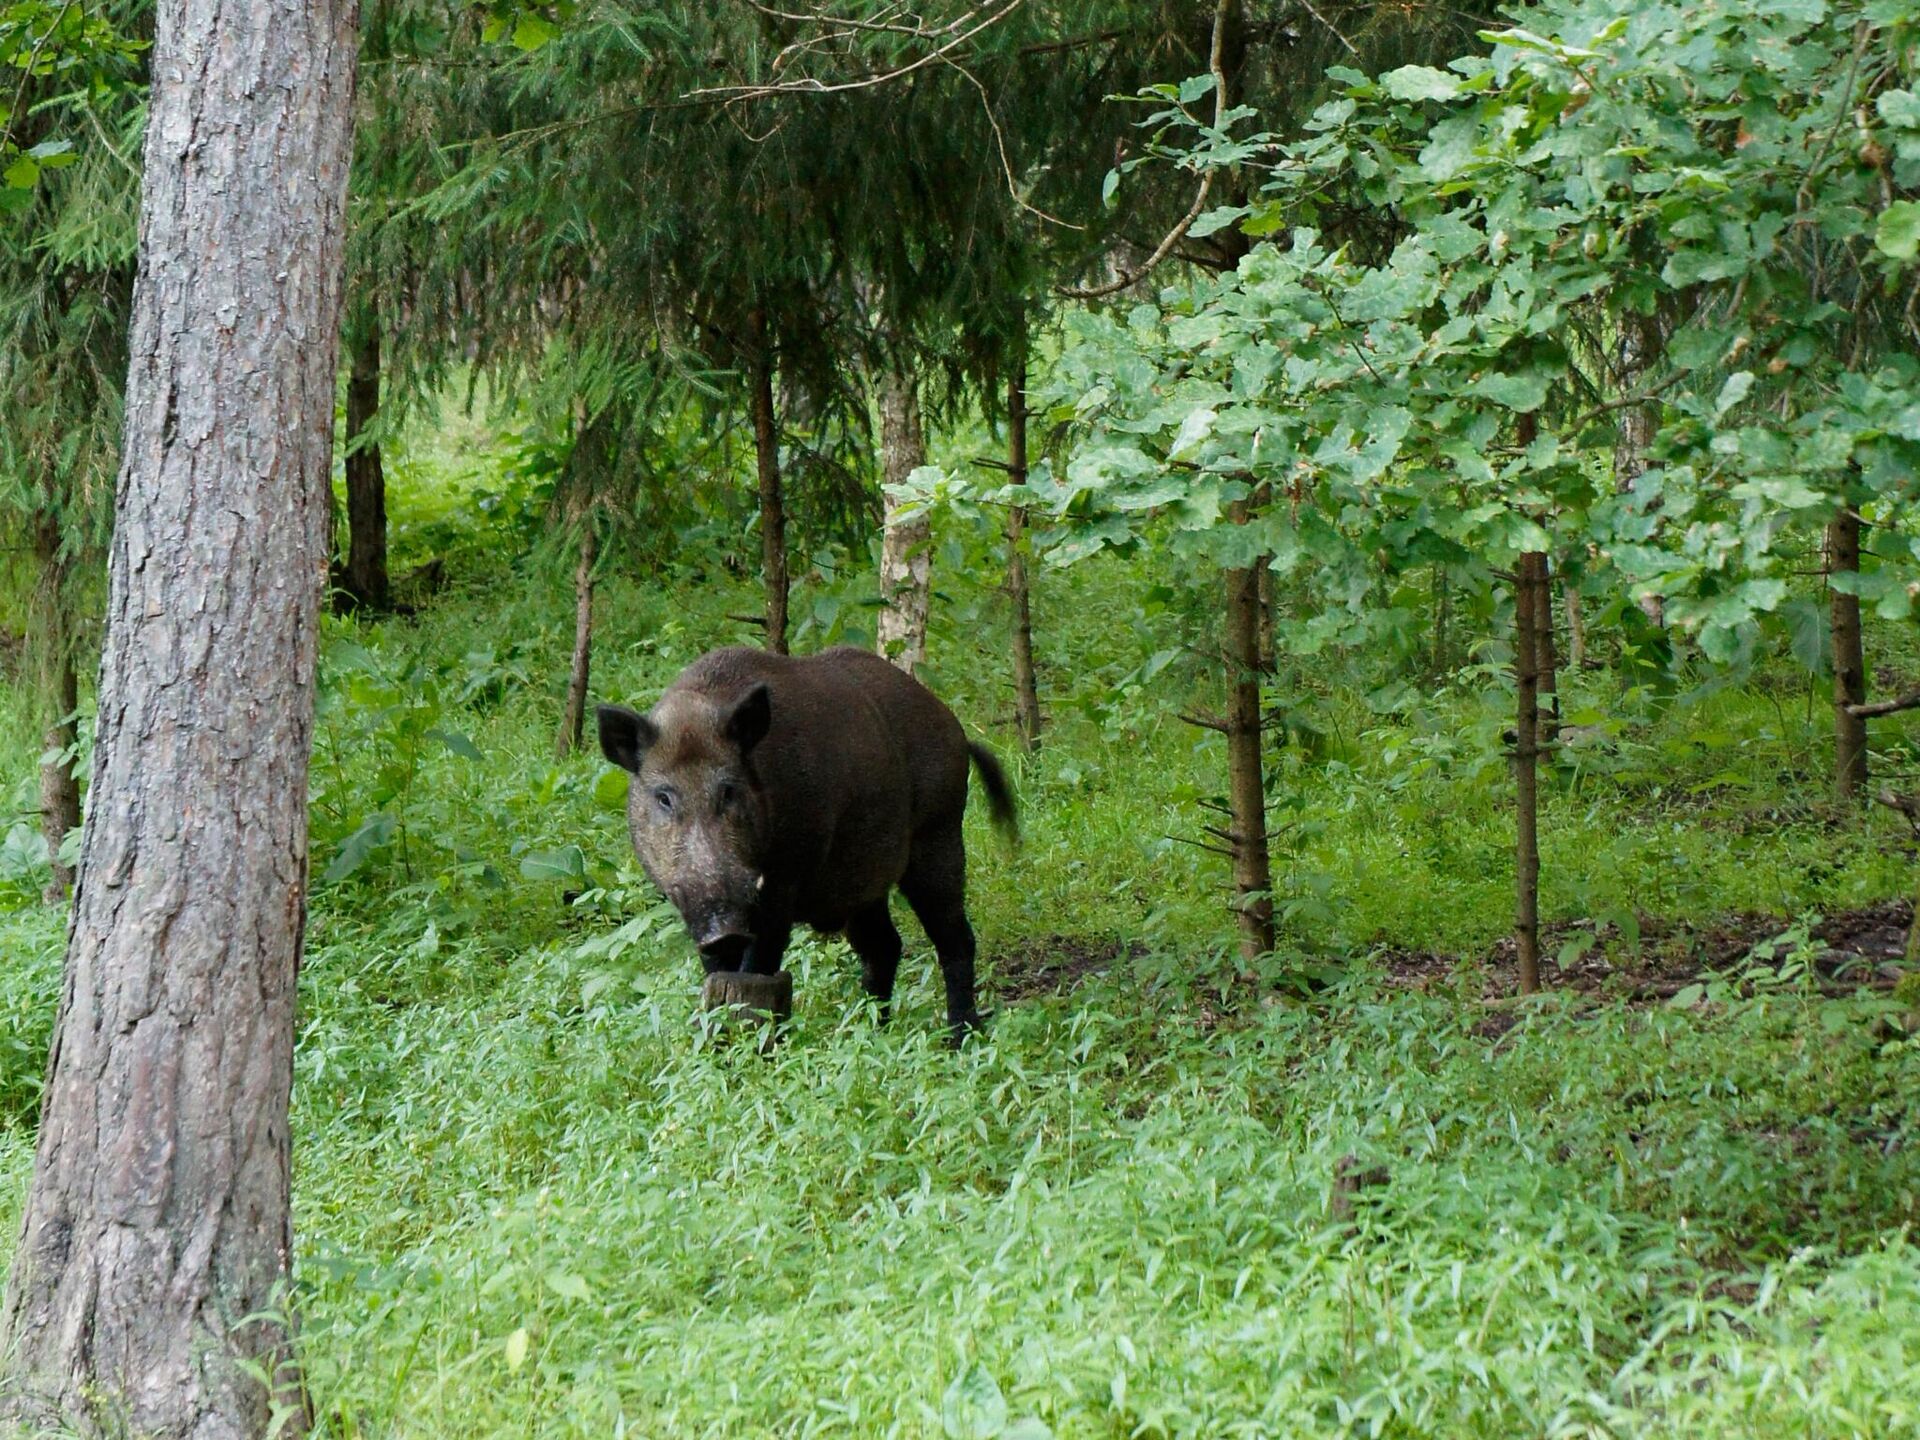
[744, 917, 791, 977]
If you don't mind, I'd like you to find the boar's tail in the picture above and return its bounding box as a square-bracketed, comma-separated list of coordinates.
[968, 742, 1020, 845]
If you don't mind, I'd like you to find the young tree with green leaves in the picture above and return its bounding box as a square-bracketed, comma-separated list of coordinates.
[1031, 0, 1920, 984]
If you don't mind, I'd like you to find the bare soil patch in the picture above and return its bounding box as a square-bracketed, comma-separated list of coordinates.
[985, 903, 1915, 1031]
[988, 934, 1145, 1003]
[1380, 899, 1915, 1009]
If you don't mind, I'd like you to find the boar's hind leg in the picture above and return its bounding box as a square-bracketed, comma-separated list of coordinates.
[847, 901, 904, 1022]
[900, 827, 984, 1042]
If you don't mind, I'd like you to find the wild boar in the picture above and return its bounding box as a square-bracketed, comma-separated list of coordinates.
[596, 645, 1016, 1039]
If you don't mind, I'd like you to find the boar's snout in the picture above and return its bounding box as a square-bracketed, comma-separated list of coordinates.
[695, 921, 754, 973]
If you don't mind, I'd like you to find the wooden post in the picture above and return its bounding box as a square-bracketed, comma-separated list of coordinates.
[701, 970, 794, 1050]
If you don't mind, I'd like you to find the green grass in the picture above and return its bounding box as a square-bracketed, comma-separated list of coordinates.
[4, 443, 1920, 1436]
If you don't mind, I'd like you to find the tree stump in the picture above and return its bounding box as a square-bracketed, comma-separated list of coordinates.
[1327, 1154, 1391, 1226]
[701, 970, 793, 1050]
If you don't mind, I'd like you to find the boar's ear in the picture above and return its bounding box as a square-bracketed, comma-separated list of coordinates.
[597, 704, 658, 773]
[723, 683, 772, 756]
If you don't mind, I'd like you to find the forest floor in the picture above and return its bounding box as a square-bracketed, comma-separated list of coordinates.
[3, 429, 1920, 1437]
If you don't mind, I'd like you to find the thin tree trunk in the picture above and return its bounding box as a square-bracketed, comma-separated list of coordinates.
[876, 357, 931, 675]
[1006, 347, 1041, 749]
[1829, 511, 1868, 804]
[748, 307, 788, 654]
[1433, 565, 1450, 673]
[1536, 554, 1560, 742]
[1514, 550, 1546, 996]
[1, 1, 356, 1434]
[557, 503, 598, 760]
[1564, 582, 1588, 672]
[1224, 496, 1274, 965]
[1907, 873, 1920, 968]
[338, 315, 388, 613]
[30, 517, 80, 904]
[1616, 310, 1666, 626]
[1256, 563, 1277, 674]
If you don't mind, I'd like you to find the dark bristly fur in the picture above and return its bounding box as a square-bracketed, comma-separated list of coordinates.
[597, 645, 1017, 1040]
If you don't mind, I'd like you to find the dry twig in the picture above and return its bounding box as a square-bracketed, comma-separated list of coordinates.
[1056, 0, 1233, 300]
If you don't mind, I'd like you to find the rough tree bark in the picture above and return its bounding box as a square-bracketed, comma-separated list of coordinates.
[556, 494, 598, 760]
[1514, 550, 1547, 996]
[876, 357, 931, 675]
[1829, 511, 1868, 804]
[1224, 496, 1275, 965]
[1006, 345, 1042, 750]
[338, 315, 389, 613]
[748, 307, 788, 654]
[0, 1, 357, 1435]
[1615, 309, 1666, 626]
[30, 515, 80, 903]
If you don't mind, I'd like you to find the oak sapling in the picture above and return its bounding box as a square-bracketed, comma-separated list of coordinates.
[598, 645, 1017, 1041]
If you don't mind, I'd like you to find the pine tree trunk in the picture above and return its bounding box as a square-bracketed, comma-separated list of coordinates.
[748, 308, 788, 654]
[1006, 349, 1041, 749]
[1616, 310, 1666, 626]
[876, 358, 930, 675]
[556, 506, 597, 760]
[1564, 582, 1587, 672]
[30, 517, 80, 904]
[1514, 551, 1546, 996]
[1, 1, 356, 1434]
[1829, 511, 1868, 804]
[1224, 497, 1274, 965]
[339, 316, 388, 613]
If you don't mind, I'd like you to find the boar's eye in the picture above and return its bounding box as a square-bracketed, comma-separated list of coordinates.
[652, 786, 677, 816]
[715, 780, 740, 811]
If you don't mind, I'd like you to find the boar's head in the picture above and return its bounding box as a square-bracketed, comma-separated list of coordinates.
[596, 684, 773, 973]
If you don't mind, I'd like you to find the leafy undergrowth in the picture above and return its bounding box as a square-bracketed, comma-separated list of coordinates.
[4, 541, 1920, 1435]
[286, 928, 1920, 1438]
